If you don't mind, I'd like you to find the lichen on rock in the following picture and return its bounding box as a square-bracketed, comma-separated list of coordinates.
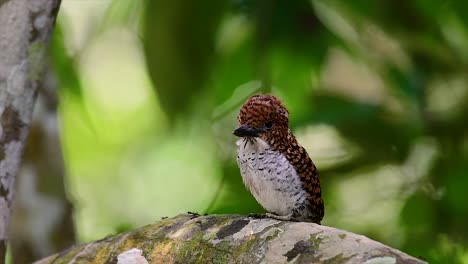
[35, 214, 427, 264]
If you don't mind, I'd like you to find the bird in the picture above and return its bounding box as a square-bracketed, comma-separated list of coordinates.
[233, 94, 324, 224]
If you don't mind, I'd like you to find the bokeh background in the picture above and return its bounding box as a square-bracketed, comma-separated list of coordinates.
[9, 0, 468, 263]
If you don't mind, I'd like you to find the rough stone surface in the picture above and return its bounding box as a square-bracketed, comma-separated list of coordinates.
[117, 248, 149, 264]
[35, 214, 427, 264]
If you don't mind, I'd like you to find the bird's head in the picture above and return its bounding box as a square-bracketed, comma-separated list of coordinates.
[233, 94, 289, 143]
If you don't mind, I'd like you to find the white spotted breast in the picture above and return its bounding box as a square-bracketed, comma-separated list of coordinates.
[236, 137, 308, 216]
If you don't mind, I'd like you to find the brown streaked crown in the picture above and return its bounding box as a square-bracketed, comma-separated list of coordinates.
[237, 94, 289, 139]
[238, 94, 288, 127]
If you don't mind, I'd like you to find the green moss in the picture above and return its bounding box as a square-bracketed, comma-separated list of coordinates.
[173, 232, 233, 264]
[27, 42, 45, 81]
[93, 247, 115, 263]
[338, 233, 347, 239]
[215, 215, 243, 228]
[323, 253, 354, 264]
[210, 242, 234, 264]
[202, 231, 217, 241]
[307, 232, 324, 251]
[232, 236, 258, 259]
[148, 240, 176, 262]
[52, 245, 93, 263]
[264, 227, 282, 241]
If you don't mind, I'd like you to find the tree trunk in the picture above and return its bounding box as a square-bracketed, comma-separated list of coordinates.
[0, 0, 61, 262]
[10, 69, 76, 263]
[36, 214, 426, 264]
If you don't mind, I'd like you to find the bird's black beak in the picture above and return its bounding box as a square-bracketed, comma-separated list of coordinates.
[233, 124, 259, 137]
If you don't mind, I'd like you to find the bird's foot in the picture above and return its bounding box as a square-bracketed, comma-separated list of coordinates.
[248, 213, 295, 221]
[265, 213, 296, 221]
[248, 213, 268, 219]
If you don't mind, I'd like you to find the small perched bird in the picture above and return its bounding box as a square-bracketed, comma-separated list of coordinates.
[233, 94, 324, 224]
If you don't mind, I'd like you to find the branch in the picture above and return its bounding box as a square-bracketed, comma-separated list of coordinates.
[36, 214, 426, 264]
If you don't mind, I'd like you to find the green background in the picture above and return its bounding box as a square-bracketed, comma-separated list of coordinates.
[52, 0, 468, 263]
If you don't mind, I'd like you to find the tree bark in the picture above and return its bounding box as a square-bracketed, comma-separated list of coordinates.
[10, 70, 76, 264]
[0, 0, 61, 262]
[35, 214, 426, 264]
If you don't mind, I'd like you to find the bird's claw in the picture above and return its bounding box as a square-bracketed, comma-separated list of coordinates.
[248, 213, 267, 219]
[248, 212, 295, 221]
[265, 213, 294, 221]
[248, 213, 263, 219]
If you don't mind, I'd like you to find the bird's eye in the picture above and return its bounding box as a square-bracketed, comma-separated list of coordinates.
[264, 120, 274, 129]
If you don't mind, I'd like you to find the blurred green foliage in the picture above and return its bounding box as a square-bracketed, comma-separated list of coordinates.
[52, 0, 468, 263]
[143, 0, 227, 117]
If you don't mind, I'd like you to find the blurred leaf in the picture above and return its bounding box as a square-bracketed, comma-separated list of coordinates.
[436, 160, 468, 235]
[400, 191, 436, 261]
[386, 65, 425, 105]
[257, 0, 333, 91]
[51, 23, 83, 97]
[323, 0, 460, 73]
[329, 0, 443, 34]
[207, 162, 264, 215]
[429, 235, 467, 264]
[143, 0, 227, 118]
[213, 0, 339, 117]
[450, 0, 468, 29]
[212, 34, 257, 104]
[114, 222, 135, 235]
[99, 0, 143, 31]
[305, 94, 421, 161]
[319, 156, 386, 176]
[51, 23, 97, 136]
[270, 40, 327, 123]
